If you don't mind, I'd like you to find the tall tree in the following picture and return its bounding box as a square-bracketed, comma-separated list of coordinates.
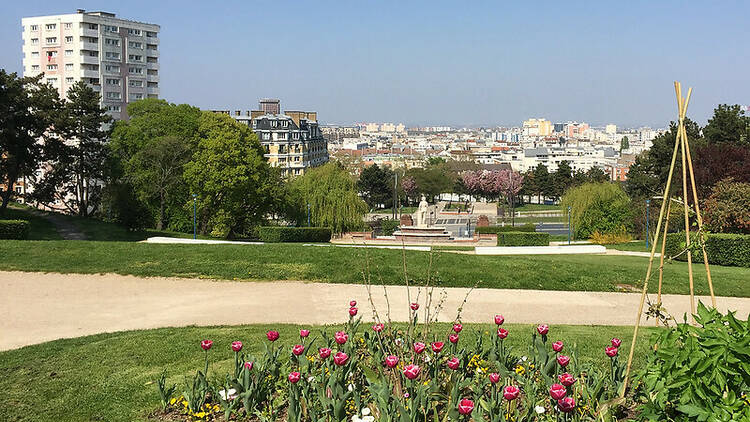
[0, 71, 60, 214]
[553, 160, 574, 199]
[703, 104, 750, 146]
[357, 164, 394, 209]
[531, 164, 551, 203]
[31, 82, 111, 216]
[620, 136, 629, 151]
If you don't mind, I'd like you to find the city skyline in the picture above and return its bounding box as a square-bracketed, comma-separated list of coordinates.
[2, 1, 749, 127]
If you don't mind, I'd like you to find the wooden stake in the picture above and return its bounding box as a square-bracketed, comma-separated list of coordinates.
[621, 81, 689, 396]
[656, 197, 672, 326]
[679, 114, 696, 322]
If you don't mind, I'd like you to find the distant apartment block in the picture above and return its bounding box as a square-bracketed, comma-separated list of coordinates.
[21, 9, 160, 120]
[220, 100, 329, 177]
[522, 118, 552, 136]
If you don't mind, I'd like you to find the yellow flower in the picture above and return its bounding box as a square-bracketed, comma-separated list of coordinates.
[169, 398, 177, 405]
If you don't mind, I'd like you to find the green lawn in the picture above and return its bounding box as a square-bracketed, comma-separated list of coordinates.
[0, 323, 660, 422]
[0, 240, 747, 297]
[372, 207, 417, 214]
[1, 207, 62, 240]
[514, 203, 561, 212]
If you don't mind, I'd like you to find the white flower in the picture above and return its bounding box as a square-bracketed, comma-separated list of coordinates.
[535, 405, 545, 414]
[361, 408, 371, 416]
[347, 384, 355, 392]
[424, 354, 432, 363]
[307, 376, 315, 382]
[394, 338, 403, 346]
[362, 417, 374, 422]
[351, 416, 362, 422]
[218, 388, 237, 401]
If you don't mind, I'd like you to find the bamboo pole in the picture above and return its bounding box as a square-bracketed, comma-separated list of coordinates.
[682, 128, 717, 307]
[621, 82, 689, 396]
[677, 87, 696, 321]
[656, 198, 672, 326]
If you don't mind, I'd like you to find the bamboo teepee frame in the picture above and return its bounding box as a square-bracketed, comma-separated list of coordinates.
[621, 82, 717, 395]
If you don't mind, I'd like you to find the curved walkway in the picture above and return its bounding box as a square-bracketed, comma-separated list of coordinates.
[1, 270, 748, 351]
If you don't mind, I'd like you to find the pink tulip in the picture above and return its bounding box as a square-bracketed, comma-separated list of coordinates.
[503, 385, 520, 400]
[372, 323, 384, 333]
[349, 307, 358, 317]
[558, 372, 576, 387]
[292, 344, 305, 356]
[200, 340, 213, 351]
[385, 355, 399, 368]
[557, 397, 576, 413]
[494, 314, 505, 325]
[403, 364, 420, 380]
[549, 383, 567, 400]
[446, 357, 460, 370]
[497, 328, 509, 339]
[403, 392, 410, 398]
[231, 341, 243, 352]
[605, 346, 619, 357]
[266, 331, 280, 342]
[489, 373, 501, 384]
[431, 342, 445, 353]
[611, 337, 622, 348]
[452, 323, 463, 333]
[243, 362, 253, 371]
[299, 329, 310, 338]
[537, 324, 549, 335]
[557, 355, 570, 367]
[319, 347, 332, 359]
[333, 352, 349, 366]
[457, 398, 474, 415]
[552, 341, 564, 352]
[349, 300, 357, 307]
[413, 342, 426, 354]
[449, 334, 459, 344]
[334, 331, 349, 345]
[410, 302, 419, 311]
[288, 371, 301, 384]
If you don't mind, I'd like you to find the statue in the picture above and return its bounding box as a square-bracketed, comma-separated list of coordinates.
[416, 195, 430, 227]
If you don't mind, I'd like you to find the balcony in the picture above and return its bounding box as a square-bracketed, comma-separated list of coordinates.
[80, 54, 99, 65]
[147, 87, 159, 95]
[146, 62, 159, 70]
[81, 68, 100, 78]
[80, 41, 99, 51]
[146, 74, 158, 82]
[79, 27, 99, 38]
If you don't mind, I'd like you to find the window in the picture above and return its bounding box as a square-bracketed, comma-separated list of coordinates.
[31, 38, 39, 45]
[64, 23, 72, 29]
[147, 44, 157, 50]
[128, 54, 142, 62]
[128, 66, 143, 74]
[105, 64, 120, 73]
[87, 50, 99, 57]
[45, 24, 56, 30]
[47, 64, 57, 71]
[104, 25, 118, 33]
[292, 132, 300, 140]
[106, 78, 120, 85]
[30, 24, 39, 31]
[47, 51, 58, 58]
[87, 23, 98, 30]
[128, 41, 142, 48]
[127, 28, 142, 36]
[65, 77, 74, 83]
[47, 77, 57, 84]
[130, 93, 143, 100]
[146, 31, 157, 38]
[64, 49, 73, 56]
[65, 36, 73, 43]
[105, 38, 119, 46]
[31, 51, 39, 58]
[31, 64, 40, 71]
[65, 63, 73, 70]
[129, 80, 143, 87]
[271, 121, 277, 127]
[106, 105, 121, 112]
[105, 51, 121, 60]
[46, 37, 57, 44]
[105, 92, 121, 99]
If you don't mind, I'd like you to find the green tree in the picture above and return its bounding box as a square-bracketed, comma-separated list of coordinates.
[620, 136, 629, 151]
[287, 162, 367, 234]
[703, 179, 750, 234]
[561, 182, 633, 239]
[586, 167, 610, 183]
[553, 160, 574, 199]
[703, 104, 750, 146]
[184, 112, 279, 238]
[357, 164, 394, 209]
[0, 71, 61, 214]
[530, 163, 551, 203]
[31, 82, 111, 216]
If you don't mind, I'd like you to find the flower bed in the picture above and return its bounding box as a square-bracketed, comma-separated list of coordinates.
[155, 303, 629, 421]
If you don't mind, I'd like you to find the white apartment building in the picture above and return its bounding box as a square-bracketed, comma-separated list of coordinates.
[21, 9, 159, 120]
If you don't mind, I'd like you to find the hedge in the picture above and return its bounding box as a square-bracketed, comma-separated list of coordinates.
[0, 220, 30, 240]
[475, 223, 536, 234]
[664, 232, 750, 268]
[497, 232, 549, 246]
[257, 227, 332, 243]
[379, 219, 399, 236]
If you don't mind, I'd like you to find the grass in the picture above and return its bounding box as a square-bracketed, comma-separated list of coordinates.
[606, 241, 650, 252]
[0, 207, 62, 240]
[0, 240, 747, 297]
[513, 204, 562, 212]
[0, 323, 661, 422]
[372, 207, 418, 214]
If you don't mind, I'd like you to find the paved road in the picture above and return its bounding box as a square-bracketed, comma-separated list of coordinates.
[2, 271, 748, 351]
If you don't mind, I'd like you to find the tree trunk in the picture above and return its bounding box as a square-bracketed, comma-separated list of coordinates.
[157, 191, 165, 230]
[1, 166, 21, 215]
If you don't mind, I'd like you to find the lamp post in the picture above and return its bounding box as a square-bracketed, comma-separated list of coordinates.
[307, 203, 311, 227]
[192, 194, 197, 240]
[567, 206, 572, 245]
[645, 199, 651, 248]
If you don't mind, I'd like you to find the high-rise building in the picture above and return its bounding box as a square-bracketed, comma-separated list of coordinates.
[21, 9, 160, 120]
[522, 118, 552, 136]
[605, 124, 617, 135]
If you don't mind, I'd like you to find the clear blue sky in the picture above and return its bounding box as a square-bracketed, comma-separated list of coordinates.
[2, 1, 748, 128]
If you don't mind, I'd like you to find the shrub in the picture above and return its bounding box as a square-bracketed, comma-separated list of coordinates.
[475, 223, 536, 234]
[257, 227, 332, 243]
[590, 231, 633, 245]
[664, 232, 750, 267]
[634, 303, 750, 420]
[0, 220, 30, 239]
[379, 219, 399, 236]
[703, 178, 750, 234]
[561, 183, 633, 239]
[497, 231, 549, 246]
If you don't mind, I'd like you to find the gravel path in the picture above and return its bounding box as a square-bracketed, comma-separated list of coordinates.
[1, 270, 747, 351]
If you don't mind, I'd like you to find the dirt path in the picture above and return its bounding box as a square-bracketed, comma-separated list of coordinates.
[26, 209, 87, 240]
[1, 270, 748, 351]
